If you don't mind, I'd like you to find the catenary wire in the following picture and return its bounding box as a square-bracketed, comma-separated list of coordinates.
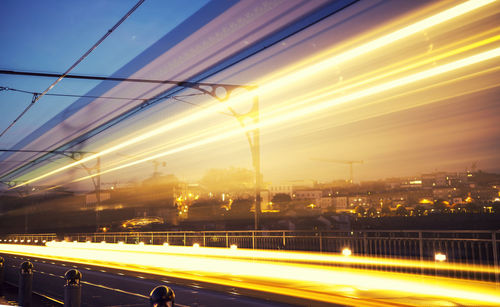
[0, 0, 146, 139]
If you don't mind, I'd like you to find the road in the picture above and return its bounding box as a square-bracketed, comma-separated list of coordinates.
[1, 253, 308, 307]
[2, 242, 500, 306]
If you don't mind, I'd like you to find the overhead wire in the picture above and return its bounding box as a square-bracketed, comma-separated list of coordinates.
[0, 86, 148, 102]
[0, 0, 146, 139]
[0, 85, 206, 102]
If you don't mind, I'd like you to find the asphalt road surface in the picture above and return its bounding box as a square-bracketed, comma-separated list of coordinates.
[1, 253, 315, 307]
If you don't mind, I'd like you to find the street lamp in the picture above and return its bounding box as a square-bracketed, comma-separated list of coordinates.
[175, 83, 261, 229]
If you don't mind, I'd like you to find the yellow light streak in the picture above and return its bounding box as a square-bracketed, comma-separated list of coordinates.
[326, 65, 500, 127]
[1, 243, 500, 306]
[10, 0, 495, 189]
[67, 31, 500, 173]
[17, 241, 500, 275]
[60, 47, 500, 184]
[50, 34, 500, 189]
[252, 0, 496, 87]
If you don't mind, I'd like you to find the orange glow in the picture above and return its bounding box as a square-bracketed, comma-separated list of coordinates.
[419, 199, 434, 204]
[0, 242, 499, 306]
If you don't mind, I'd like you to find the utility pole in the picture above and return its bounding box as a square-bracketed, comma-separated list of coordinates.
[0, 149, 102, 231]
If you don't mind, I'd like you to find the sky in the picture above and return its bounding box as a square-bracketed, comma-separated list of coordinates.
[1, 0, 499, 192]
[0, 0, 209, 146]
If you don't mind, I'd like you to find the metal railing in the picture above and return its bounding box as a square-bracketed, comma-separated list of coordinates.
[2, 229, 499, 283]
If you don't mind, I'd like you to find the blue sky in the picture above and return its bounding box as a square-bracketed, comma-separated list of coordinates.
[0, 0, 209, 147]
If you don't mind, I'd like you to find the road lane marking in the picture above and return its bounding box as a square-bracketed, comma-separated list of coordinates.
[80, 281, 189, 307]
[33, 290, 64, 305]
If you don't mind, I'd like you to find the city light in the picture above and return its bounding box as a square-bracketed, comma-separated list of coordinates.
[435, 253, 447, 262]
[342, 248, 352, 257]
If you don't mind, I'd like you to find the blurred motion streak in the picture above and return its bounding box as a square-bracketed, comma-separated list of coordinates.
[0, 242, 499, 306]
[8, 0, 497, 189]
[44, 46, 500, 188]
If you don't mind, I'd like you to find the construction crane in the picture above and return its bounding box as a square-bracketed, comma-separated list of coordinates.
[151, 160, 166, 177]
[311, 158, 363, 183]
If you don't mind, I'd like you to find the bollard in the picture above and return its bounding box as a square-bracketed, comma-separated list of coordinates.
[150, 285, 175, 307]
[64, 269, 82, 307]
[18, 261, 33, 307]
[0, 256, 4, 296]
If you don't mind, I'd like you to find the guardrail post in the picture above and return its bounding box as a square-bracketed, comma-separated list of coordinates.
[492, 231, 499, 286]
[0, 256, 4, 296]
[18, 261, 33, 306]
[64, 269, 82, 307]
[252, 231, 255, 249]
[319, 232, 322, 253]
[150, 285, 175, 307]
[419, 231, 424, 275]
[363, 232, 368, 256]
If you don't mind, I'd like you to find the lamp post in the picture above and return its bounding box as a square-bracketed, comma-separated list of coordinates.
[226, 96, 261, 230]
[198, 88, 261, 230]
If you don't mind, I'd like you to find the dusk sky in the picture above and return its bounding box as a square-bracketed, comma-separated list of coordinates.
[1, 0, 499, 192]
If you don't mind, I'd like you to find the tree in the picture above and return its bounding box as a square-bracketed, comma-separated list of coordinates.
[272, 193, 292, 203]
[413, 205, 425, 216]
[465, 202, 482, 214]
[381, 204, 392, 216]
[366, 206, 377, 217]
[492, 201, 500, 214]
[433, 200, 447, 214]
[230, 198, 253, 217]
[355, 206, 365, 216]
[200, 167, 254, 195]
[395, 205, 408, 216]
[188, 200, 222, 221]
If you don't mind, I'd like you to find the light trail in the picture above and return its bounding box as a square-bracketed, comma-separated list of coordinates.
[9, 0, 495, 189]
[54, 32, 500, 184]
[42, 241, 500, 275]
[52, 46, 500, 185]
[250, 0, 496, 86]
[1, 242, 500, 306]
